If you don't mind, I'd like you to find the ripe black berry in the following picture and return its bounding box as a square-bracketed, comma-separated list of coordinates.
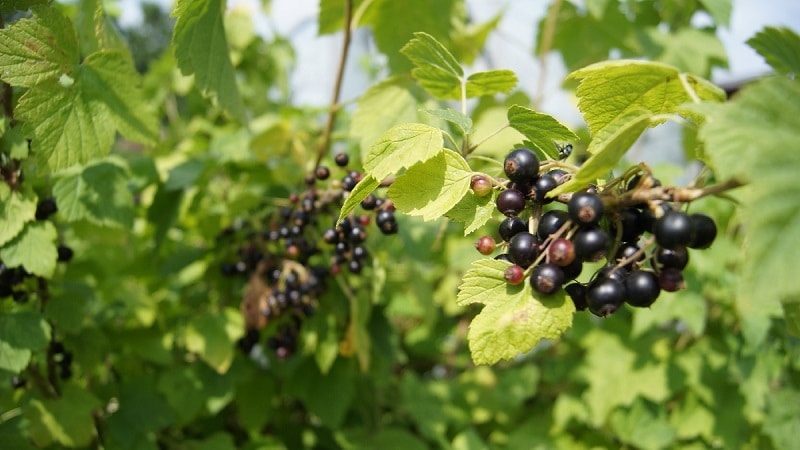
[688, 213, 717, 249]
[530, 263, 566, 295]
[658, 268, 685, 292]
[654, 246, 689, 270]
[315, 166, 330, 180]
[625, 270, 661, 307]
[35, 198, 58, 221]
[561, 258, 583, 281]
[504, 265, 525, 285]
[586, 278, 625, 317]
[530, 174, 558, 204]
[568, 192, 604, 226]
[548, 238, 575, 266]
[57, 245, 74, 262]
[499, 216, 528, 242]
[503, 148, 539, 183]
[595, 265, 629, 284]
[360, 194, 378, 210]
[653, 210, 694, 249]
[494, 253, 513, 263]
[537, 209, 570, 240]
[475, 236, 496, 255]
[376, 210, 398, 235]
[470, 175, 493, 197]
[573, 227, 609, 262]
[334, 152, 349, 167]
[348, 259, 362, 274]
[615, 242, 643, 270]
[565, 283, 588, 311]
[614, 207, 644, 242]
[496, 189, 527, 216]
[507, 232, 540, 268]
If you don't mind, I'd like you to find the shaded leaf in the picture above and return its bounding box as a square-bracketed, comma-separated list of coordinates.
[184, 309, 244, 374]
[747, 26, 800, 75]
[25, 385, 100, 448]
[0, 310, 51, 372]
[0, 184, 36, 246]
[424, 108, 473, 135]
[363, 123, 443, 181]
[465, 70, 518, 97]
[52, 160, 135, 228]
[401, 31, 463, 99]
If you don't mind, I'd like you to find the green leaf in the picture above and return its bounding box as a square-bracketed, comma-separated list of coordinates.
[184, 309, 244, 374]
[363, 123, 444, 181]
[0, 310, 51, 372]
[337, 175, 380, 225]
[424, 108, 473, 135]
[173, 0, 244, 119]
[550, 112, 651, 196]
[465, 70, 518, 97]
[0, 0, 50, 13]
[400, 31, 463, 99]
[444, 189, 497, 235]
[0, 221, 57, 277]
[699, 0, 732, 27]
[457, 259, 575, 365]
[507, 105, 579, 160]
[642, 27, 727, 77]
[52, 160, 135, 228]
[610, 399, 677, 449]
[351, 76, 428, 157]
[747, 26, 800, 75]
[285, 358, 356, 428]
[25, 384, 100, 448]
[0, 6, 77, 87]
[105, 377, 175, 448]
[696, 77, 800, 334]
[569, 60, 725, 136]
[0, 184, 36, 246]
[387, 149, 472, 221]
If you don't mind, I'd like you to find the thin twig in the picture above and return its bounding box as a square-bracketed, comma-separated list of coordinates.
[315, 0, 354, 170]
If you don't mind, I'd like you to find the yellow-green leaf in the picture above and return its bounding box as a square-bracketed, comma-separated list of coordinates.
[363, 123, 444, 181]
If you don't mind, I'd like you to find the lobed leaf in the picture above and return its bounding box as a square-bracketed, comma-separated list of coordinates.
[569, 60, 725, 136]
[445, 189, 497, 235]
[0, 184, 36, 247]
[747, 26, 800, 75]
[173, 0, 244, 119]
[699, 0, 732, 27]
[337, 175, 381, 225]
[52, 161, 135, 228]
[363, 123, 444, 181]
[0, 6, 77, 87]
[424, 108, 473, 135]
[387, 149, 472, 221]
[0, 310, 51, 372]
[0, 221, 58, 278]
[507, 105, 579, 160]
[401, 31, 463, 99]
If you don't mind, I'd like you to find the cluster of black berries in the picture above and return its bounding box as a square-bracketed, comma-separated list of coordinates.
[221, 152, 397, 359]
[50, 340, 73, 380]
[0, 198, 73, 304]
[474, 148, 718, 318]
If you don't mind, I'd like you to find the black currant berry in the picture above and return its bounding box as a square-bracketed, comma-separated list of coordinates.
[573, 227, 609, 262]
[546, 169, 569, 185]
[595, 265, 629, 284]
[57, 245, 74, 262]
[504, 265, 525, 285]
[565, 283, 588, 311]
[475, 236, 496, 255]
[376, 210, 398, 235]
[613, 208, 643, 243]
[653, 210, 694, 249]
[348, 259, 362, 274]
[494, 253, 513, 263]
[531, 174, 558, 204]
[625, 270, 661, 307]
[503, 148, 539, 183]
[471, 175, 493, 197]
[496, 189, 527, 217]
[360, 194, 378, 210]
[688, 213, 717, 249]
[537, 210, 570, 240]
[341, 175, 358, 191]
[615, 242, 643, 270]
[561, 258, 583, 281]
[568, 192, 605, 226]
[334, 152, 349, 167]
[352, 245, 368, 260]
[530, 263, 566, 295]
[315, 166, 330, 180]
[658, 268, 685, 292]
[499, 216, 528, 242]
[586, 278, 625, 317]
[349, 226, 367, 243]
[508, 232, 540, 268]
[548, 238, 575, 267]
[35, 198, 58, 221]
[654, 246, 689, 270]
[322, 228, 338, 244]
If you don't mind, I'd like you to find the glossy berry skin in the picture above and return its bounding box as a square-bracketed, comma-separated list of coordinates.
[496, 189, 527, 217]
[376, 210, 398, 235]
[57, 245, 74, 262]
[625, 270, 661, 307]
[471, 175, 493, 197]
[537, 210, 570, 240]
[565, 283, 588, 311]
[530, 263, 566, 295]
[475, 236, 497, 255]
[586, 278, 625, 317]
[561, 258, 583, 281]
[35, 198, 58, 221]
[688, 213, 717, 249]
[595, 265, 629, 284]
[654, 246, 689, 270]
[548, 238, 575, 267]
[615, 242, 643, 270]
[508, 232, 540, 268]
[315, 166, 330, 180]
[653, 210, 694, 249]
[499, 216, 528, 242]
[573, 227, 609, 262]
[615, 208, 644, 243]
[334, 152, 349, 167]
[504, 265, 525, 285]
[568, 192, 605, 226]
[503, 148, 539, 183]
[531, 174, 558, 204]
[360, 195, 378, 210]
[658, 268, 685, 292]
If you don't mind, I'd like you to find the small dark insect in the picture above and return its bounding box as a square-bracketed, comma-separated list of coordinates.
[556, 143, 573, 160]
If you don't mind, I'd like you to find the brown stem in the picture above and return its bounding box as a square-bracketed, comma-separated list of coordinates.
[605, 178, 745, 209]
[314, 0, 354, 170]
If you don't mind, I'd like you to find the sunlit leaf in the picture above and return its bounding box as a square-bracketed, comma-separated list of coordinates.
[507, 105, 579, 160]
[363, 123, 443, 181]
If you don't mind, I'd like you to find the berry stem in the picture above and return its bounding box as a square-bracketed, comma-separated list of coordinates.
[527, 219, 575, 273]
[314, 0, 354, 170]
[610, 236, 654, 276]
[465, 124, 510, 155]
